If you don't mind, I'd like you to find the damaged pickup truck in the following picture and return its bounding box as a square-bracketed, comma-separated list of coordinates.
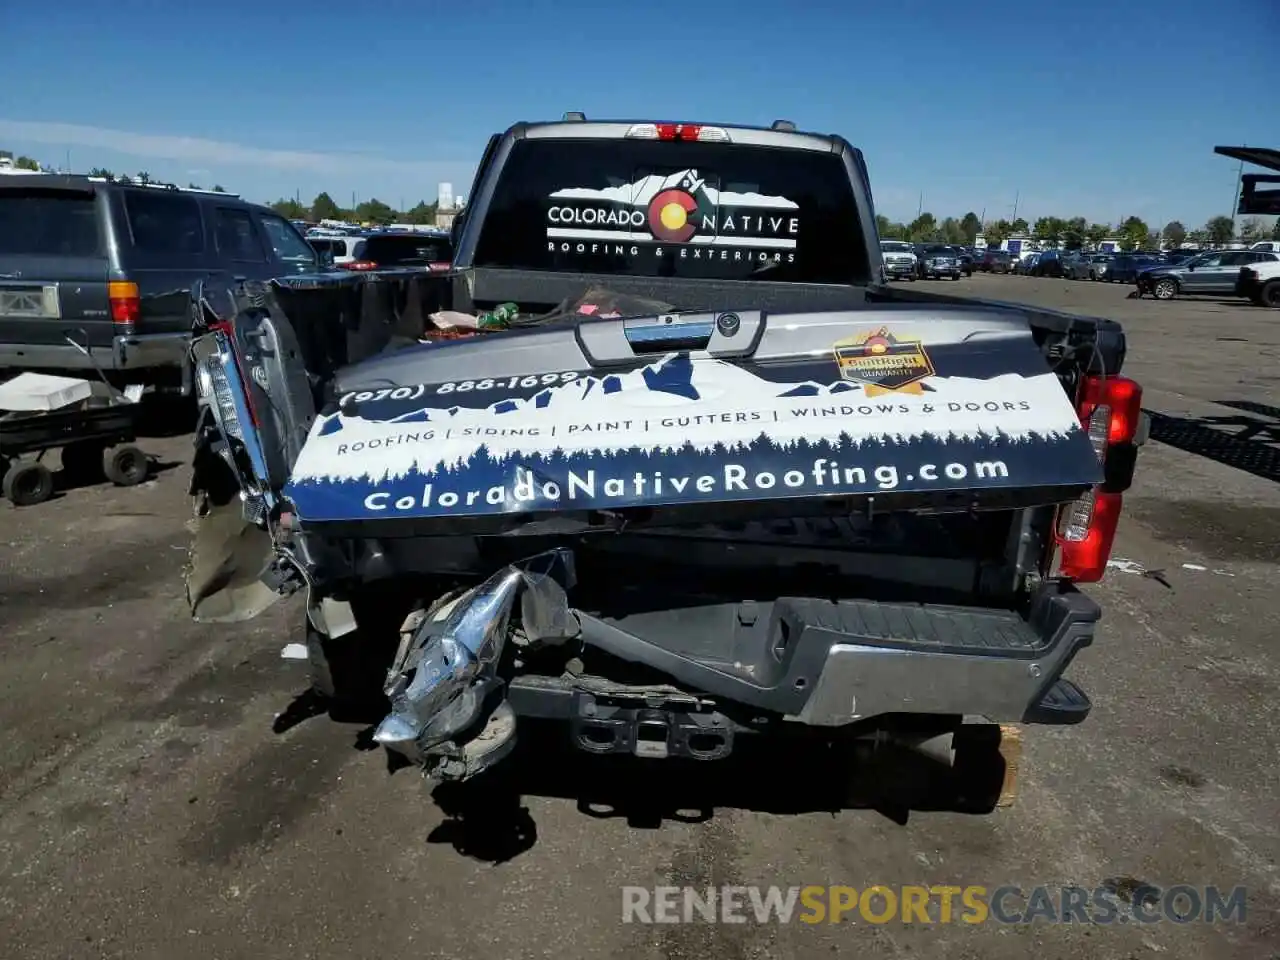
[186, 116, 1147, 800]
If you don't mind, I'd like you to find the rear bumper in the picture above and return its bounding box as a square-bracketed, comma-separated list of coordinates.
[568, 583, 1098, 728]
[0, 331, 190, 378]
[356, 547, 1100, 777]
[495, 584, 1098, 765]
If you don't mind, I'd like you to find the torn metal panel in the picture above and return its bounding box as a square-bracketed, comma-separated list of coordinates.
[373, 548, 578, 773]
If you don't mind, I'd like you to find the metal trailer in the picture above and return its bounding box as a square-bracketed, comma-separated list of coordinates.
[0, 399, 150, 506]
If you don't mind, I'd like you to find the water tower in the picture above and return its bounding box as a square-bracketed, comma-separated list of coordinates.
[437, 182, 454, 211]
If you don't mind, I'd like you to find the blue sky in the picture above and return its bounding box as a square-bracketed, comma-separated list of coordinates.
[2, 0, 1277, 229]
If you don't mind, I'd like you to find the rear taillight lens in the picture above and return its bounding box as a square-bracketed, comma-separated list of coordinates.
[1054, 374, 1144, 582]
[340, 260, 378, 271]
[197, 354, 243, 440]
[108, 281, 140, 325]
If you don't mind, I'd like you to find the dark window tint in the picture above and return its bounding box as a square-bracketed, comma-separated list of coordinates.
[0, 189, 102, 256]
[360, 234, 451, 265]
[473, 139, 868, 283]
[259, 214, 317, 263]
[215, 208, 265, 261]
[124, 190, 205, 254]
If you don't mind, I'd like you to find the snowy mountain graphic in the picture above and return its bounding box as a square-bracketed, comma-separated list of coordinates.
[289, 352, 1089, 487]
[549, 169, 798, 209]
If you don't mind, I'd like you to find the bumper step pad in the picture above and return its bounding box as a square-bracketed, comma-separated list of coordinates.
[1024, 677, 1092, 725]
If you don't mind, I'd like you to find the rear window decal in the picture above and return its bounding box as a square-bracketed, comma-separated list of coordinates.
[546, 168, 799, 265]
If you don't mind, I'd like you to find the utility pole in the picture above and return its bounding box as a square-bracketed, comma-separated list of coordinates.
[917, 192, 923, 218]
[1229, 152, 1245, 240]
[1012, 190, 1020, 226]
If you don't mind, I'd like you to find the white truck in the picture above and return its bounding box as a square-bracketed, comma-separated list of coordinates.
[878, 240, 917, 280]
[1236, 255, 1280, 307]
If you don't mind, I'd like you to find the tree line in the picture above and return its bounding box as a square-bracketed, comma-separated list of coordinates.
[5, 147, 1276, 242]
[265, 193, 441, 226]
[877, 211, 1280, 250]
[1, 151, 434, 226]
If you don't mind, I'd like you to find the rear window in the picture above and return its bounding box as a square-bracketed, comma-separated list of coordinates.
[214, 207, 265, 261]
[360, 234, 452, 265]
[124, 190, 205, 254]
[0, 189, 102, 257]
[473, 138, 868, 283]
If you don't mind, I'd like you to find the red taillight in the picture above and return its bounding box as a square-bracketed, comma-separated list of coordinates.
[428, 261, 451, 272]
[655, 123, 699, 141]
[1057, 490, 1123, 581]
[108, 281, 140, 325]
[1077, 374, 1142, 448]
[625, 122, 730, 142]
[340, 260, 378, 271]
[1054, 374, 1144, 583]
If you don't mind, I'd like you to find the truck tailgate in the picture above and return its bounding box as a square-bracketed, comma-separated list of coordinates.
[282, 306, 1103, 529]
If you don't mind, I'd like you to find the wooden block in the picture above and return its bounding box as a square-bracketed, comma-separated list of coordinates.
[996, 723, 1024, 808]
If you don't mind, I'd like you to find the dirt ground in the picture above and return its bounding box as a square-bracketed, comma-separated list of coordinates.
[1, 275, 1277, 959]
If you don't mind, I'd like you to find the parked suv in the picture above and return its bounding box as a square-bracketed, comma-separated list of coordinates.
[1136, 249, 1278, 299]
[0, 175, 322, 393]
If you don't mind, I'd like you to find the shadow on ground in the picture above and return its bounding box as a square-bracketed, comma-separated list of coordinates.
[1146, 401, 1280, 483]
[270, 685, 1013, 865]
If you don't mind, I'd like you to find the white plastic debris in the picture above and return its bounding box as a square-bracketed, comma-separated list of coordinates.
[280, 643, 309, 660]
[0, 372, 96, 412]
[1106, 558, 1147, 575]
[1182, 563, 1207, 572]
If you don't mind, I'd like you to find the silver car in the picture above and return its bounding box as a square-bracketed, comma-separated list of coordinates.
[1087, 254, 1114, 281]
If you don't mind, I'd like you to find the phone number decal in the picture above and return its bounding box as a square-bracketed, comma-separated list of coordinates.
[338, 384, 429, 405]
[338, 372, 580, 406]
[436, 372, 579, 395]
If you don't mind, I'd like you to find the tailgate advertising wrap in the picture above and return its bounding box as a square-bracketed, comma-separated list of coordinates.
[546, 168, 798, 267]
[283, 328, 1103, 523]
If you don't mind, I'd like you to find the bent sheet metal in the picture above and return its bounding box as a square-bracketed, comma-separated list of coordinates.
[374, 548, 577, 777]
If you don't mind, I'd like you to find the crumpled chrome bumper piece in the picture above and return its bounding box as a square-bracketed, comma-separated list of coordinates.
[373, 548, 578, 779]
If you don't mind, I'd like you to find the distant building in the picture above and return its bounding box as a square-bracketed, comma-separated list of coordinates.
[0, 156, 43, 176]
[437, 182, 455, 211]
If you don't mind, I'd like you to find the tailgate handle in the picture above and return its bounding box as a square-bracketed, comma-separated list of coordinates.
[578, 310, 765, 366]
[624, 313, 714, 352]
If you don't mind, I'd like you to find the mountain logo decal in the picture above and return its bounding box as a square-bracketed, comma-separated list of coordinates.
[546, 169, 799, 251]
